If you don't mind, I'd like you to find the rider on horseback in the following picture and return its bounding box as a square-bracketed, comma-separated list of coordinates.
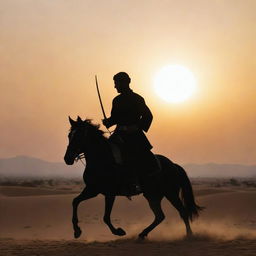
[102, 72, 159, 192]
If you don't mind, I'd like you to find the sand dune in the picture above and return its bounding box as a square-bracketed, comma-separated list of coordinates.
[1, 185, 256, 255]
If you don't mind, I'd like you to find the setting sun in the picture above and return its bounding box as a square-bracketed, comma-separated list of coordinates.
[153, 65, 197, 103]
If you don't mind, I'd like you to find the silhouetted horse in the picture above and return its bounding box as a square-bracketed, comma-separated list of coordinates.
[64, 116, 203, 239]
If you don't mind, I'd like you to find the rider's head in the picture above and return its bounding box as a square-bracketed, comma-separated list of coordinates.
[113, 72, 131, 93]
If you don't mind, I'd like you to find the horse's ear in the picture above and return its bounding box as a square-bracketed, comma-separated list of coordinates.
[77, 116, 83, 124]
[68, 116, 76, 126]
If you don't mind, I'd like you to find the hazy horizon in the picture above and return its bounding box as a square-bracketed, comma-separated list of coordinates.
[1, 0, 255, 165]
[2, 154, 256, 166]
[1, 155, 256, 180]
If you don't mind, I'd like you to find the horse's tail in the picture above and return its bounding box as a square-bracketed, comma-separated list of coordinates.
[177, 164, 204, 221]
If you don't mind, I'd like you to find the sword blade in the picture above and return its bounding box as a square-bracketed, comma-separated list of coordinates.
[95, 75, 107, 119]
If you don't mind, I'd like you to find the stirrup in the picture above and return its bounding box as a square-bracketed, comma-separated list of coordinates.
[130, 183, 142, 194]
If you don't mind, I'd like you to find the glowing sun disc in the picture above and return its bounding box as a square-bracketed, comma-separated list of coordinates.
[154, 65, 197, 103]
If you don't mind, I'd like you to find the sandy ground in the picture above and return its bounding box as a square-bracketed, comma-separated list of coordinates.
[1, 184, 256, 255]
[1, 237, 256, 256]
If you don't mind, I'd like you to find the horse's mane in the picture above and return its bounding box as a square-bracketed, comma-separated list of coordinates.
[83, 119, 107, 140]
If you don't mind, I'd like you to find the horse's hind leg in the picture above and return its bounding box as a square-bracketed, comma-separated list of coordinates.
[72, 187, 98, 239]
[165, 194, 193, 237]
[103, 196, 126, 236]
[138, 195, 165, 240]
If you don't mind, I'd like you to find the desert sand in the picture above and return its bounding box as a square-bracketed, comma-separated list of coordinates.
[1, 183, 256, 255]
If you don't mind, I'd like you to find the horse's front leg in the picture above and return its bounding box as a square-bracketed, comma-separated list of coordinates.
[103, 195, 126, 236]
[72, 187, 98, 239]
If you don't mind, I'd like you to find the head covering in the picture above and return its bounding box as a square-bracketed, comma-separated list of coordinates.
[113, 72, 131, 84]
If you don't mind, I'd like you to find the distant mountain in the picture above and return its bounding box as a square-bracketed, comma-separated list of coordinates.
[0, 156, 82, 178]
[0, 156, 255, 179]
[184, 163, 256, 178]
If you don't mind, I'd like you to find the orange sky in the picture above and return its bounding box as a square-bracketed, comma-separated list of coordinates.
[0, 0, 255, 164]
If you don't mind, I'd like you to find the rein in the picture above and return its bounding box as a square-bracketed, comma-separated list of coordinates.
[75, 153, 86, 167]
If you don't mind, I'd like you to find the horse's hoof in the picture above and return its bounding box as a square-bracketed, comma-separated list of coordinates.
[74, 227, 82, 239]
[113, 227, 126, 236]
[137, 233, 147, 241]
[186, 231, 193, 239]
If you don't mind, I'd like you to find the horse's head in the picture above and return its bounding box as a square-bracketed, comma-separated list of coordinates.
[64, 116, 105, 165]
[64, 116, 90, 165]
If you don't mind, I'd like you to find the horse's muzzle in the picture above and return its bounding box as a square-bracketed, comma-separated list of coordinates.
[64, 152, 75, 165]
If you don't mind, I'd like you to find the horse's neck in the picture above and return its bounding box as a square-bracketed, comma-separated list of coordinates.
[84, 136, 112, 167]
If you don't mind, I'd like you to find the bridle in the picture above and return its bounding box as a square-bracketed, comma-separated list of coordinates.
[68, 126, 89, 167]
[75, 153, 86, 166]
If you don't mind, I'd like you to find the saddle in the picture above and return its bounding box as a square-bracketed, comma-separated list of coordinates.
[110, 141, 161, 170]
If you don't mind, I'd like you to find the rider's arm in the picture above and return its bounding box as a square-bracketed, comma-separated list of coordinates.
[138, 98, 153, 132]
[102, 98, 118, 128]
